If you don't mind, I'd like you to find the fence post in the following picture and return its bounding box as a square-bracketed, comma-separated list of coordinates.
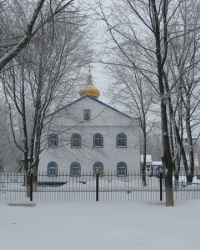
[30, 169, 33, 202]
[96, 172, 99, 201]
[160, 171, 163, 201]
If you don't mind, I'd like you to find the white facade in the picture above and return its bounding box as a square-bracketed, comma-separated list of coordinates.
[38, 95, 140, 176]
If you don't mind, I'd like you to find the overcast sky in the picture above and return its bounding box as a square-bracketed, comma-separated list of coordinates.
[81, 0, 114, 103]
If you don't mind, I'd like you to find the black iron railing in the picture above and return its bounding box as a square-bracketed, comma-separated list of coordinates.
[0, 171, 200, 202]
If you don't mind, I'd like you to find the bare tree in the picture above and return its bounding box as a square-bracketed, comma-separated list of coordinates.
[90, 0, 200, 206]
[106, 64, 155, 186]
[0, 0, 74, 71]
[165, 0, 200, 183]
[0, 7, 92, 176]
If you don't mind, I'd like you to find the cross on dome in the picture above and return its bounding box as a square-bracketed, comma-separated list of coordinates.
[79, 65, 100, 99]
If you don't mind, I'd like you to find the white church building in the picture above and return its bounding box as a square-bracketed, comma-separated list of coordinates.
[38, 69, 141, 178]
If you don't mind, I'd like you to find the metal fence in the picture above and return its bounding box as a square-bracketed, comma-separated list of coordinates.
[0, 171, 200, 203]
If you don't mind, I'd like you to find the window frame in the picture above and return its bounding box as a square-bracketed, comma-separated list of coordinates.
[48, 133, 58, 148]
[117, 162, 127, 177]
[47, 162, 58, 177]
[116, 133, 127, 148]
[70, 162, 81, 177]
[93, 133, 103, 148]
[93, 162, 104, 176]
[84, 109, 90, 121]
[71, 133, 81, 148]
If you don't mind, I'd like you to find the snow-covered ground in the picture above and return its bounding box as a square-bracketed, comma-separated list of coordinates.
[1, 200, 200, 250]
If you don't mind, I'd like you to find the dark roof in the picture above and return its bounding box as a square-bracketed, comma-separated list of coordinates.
[45, 95, 138, 120]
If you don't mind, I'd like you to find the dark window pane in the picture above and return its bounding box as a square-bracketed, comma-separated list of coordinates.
[117, 162, 127, 176]
[71, 163, 81, 176]
[49, 134, 58, 147]
[84, 110, 90, 120]
[94, 134, 103, 147]
[117, 133, 126, 147]
[71, 134, 81, 148]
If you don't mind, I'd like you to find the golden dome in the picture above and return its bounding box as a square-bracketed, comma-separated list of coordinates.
[79, 67, 100, 99]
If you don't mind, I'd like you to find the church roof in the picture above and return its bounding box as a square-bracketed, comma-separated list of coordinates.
[45, 95, 138, 120]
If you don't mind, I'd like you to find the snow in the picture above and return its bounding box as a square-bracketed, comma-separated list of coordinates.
[1, 200, 200, 250]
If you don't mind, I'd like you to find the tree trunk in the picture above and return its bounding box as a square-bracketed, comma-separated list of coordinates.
[160, 101, 174, 206]
[151, 0, 174, 206]
[186, 114, 194, 185]
[165, 185, 174, 206]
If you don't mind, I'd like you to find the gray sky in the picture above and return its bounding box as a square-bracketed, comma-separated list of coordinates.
[81, 0, 114, 103]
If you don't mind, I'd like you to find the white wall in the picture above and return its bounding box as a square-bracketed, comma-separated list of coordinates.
[38, 96, 140, 174]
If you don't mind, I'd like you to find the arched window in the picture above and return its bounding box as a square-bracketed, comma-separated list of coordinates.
[70, 162, 81, 177]
[48, 133, 58, 148]
[117, 162, 127, 176]
[47, 162, 58, 176]
[93, 133, 103, 148]
[116, 133, 127, 148]
[71, 134, 81, 148]
[93, 162, 104, 176]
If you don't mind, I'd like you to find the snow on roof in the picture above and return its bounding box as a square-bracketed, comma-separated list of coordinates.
[152, 161, 162, 166]
[141, 155, 152, 163]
